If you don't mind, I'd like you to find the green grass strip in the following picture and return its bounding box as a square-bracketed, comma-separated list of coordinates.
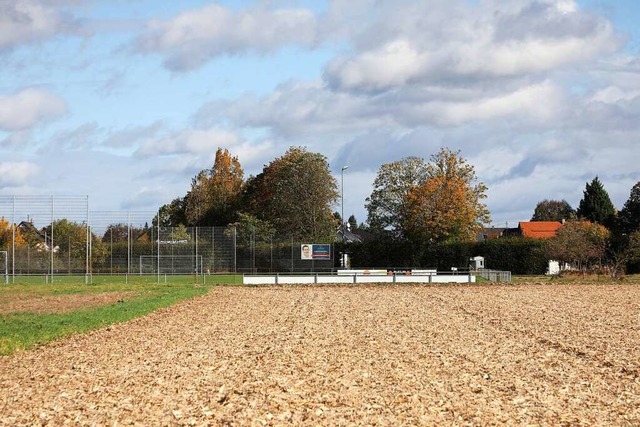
[0, 284, 209, 356]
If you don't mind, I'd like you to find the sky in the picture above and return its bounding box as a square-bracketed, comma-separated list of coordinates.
[1, 0, 640, 228]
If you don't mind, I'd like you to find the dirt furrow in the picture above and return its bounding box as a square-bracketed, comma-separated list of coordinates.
[1, 284, 639, 425]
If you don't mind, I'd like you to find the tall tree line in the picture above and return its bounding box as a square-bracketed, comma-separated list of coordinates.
[156, 147, 338, 242]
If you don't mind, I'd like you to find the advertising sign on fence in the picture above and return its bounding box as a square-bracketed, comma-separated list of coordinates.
[301, 244, 331, 260]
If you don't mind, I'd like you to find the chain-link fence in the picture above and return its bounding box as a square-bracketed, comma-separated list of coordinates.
[0, 196, 90, 280]
[0, 195, 335, 283]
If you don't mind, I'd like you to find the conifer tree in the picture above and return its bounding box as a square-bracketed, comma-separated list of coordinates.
[577, 177, 615, 227]
[618, 181, 640, 234]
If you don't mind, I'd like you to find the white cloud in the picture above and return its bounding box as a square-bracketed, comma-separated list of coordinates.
[0, 88, 67, 131]
[324, 0, 621, 92]
[103, 121, 165, 148]
[136, 128, 243, 157]
[422, 80, 567, 126]
[215, 81, 390, 139]
[216, 78, 566, 139]
[0, 0, 80, 51]
[325, 39, 432, 91]
[0, 161, 40, 187]
[136, 4, 318, 71]
[590, 86, 640, 103]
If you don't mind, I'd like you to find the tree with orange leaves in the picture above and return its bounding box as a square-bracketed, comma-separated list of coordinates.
[404, 148, 490, 243]
[0, 216, 26, 249]
[185, 148, 244, 226]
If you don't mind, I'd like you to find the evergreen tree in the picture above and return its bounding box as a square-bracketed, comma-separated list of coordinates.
[577, 177, 615, 227]
[618, 181, 640, 234]
[347, 215, 358, 231]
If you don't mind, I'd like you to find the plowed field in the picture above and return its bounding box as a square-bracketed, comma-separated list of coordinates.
[1, 284, 639, 425]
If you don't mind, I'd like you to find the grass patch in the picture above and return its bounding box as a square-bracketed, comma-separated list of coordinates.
[0, 281, 213, 355]
[6, 273, 243, 286]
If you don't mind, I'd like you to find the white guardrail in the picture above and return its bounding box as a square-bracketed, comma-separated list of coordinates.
[243, 269, 476, 285]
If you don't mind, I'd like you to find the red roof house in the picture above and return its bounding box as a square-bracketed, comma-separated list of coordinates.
[517, 221, 562, 239]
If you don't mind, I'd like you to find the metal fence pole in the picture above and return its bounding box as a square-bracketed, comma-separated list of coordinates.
[85, 197, 90, 284]
[233, 226, 237, 274]
[157, 210, 160, 284]
[51, 195, 54, 282]
[11, 195, 15, 283]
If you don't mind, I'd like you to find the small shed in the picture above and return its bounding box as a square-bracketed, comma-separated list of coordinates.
[470, 256, 485, 270]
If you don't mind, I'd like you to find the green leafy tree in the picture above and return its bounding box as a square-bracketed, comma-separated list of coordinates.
[244, 146, 338, 241]
[577, 177, 616, 227]
[185, 148, 244, 226]
[546, 220, 609, 271]
[607, 229, 640, 277]
[229, 213, 276, 243]
[531, 199, 575, 222]
[43, 219, 88, 259]
[365, 156, 428, 236]
[169, 224, 191, 242]
[101, 223, 146, 242]
[41, 219, 107, 271]
[155, 197, 187, 227]
[617, 181, 640, 235]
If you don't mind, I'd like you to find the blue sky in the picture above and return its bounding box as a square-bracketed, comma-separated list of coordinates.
[1, 0, 640, 227]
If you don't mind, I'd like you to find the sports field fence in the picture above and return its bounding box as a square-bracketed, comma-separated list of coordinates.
[0, 195, 335, 284]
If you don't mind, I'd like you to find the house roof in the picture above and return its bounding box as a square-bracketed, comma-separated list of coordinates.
[337, 228, 363, 243]
[518, 221, 562, 239]
[476, 227, 508, 240]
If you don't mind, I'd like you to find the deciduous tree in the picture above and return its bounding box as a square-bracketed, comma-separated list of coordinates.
[365, 156, 428, 236]
[531, 199, 575, 222]
[244, 146, 338, 241]
[404, 148, 490, 243]
[229, 213, 276, 243]
[185, 148, 244, 226]
[155, 197, 187, 227]
[546, 220, 609, 271]
[0, 217, 26, 249]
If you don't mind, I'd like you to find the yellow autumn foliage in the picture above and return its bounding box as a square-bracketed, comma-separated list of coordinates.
[0, 216, 27, 248]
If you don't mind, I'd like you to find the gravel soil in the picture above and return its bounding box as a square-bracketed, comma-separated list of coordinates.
[0, 292, 135, 314]
[1, 283, 639, 426]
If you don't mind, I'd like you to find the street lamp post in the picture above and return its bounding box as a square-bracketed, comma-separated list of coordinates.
[341, 166, 349, 241]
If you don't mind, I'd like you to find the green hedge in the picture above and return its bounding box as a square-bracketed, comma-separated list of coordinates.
[339, 237, 548, 275]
